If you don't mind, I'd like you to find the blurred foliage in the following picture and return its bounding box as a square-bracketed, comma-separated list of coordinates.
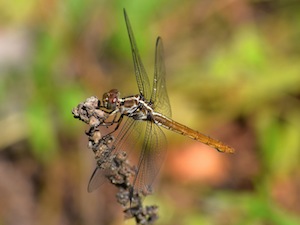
[0, 0, 300, 225]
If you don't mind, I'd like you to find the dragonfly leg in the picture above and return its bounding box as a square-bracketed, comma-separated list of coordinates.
[104, 114, 124, 136]
[99, 112, 120, 127]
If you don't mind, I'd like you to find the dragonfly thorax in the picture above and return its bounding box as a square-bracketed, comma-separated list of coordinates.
[119, 94, 154, 121]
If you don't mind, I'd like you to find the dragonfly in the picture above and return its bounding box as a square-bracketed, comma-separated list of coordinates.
[88, 9, 234, 194]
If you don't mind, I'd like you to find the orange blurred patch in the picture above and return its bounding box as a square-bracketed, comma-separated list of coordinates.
[165, 142, 230, 186]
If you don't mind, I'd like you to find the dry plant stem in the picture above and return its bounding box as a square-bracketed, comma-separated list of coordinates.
[72, 96, 159, 225]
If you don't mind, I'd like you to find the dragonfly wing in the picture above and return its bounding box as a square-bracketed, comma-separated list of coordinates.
[87, 117, 136, 192]
[150, 37, 172, 118]
[133, 121, 167, 193]
[88, 166, 110, 192]
[113, 118, 168, 194]
[113, 117, 144, 155]
[124, 9, 151, 99]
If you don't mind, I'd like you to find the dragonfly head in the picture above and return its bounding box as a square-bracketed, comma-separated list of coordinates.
[102, 89, 120, 110]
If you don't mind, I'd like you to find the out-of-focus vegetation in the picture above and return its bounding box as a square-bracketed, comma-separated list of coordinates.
[1, 0, 300, 225]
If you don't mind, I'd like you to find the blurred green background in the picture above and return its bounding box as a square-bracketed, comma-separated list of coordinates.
[1, 0, 300, 224]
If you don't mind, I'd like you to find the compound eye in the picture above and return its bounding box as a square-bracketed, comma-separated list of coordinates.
[102, 89, 120, 110]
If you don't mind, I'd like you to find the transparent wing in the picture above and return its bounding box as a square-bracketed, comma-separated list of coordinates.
[150, 37, 172, 118]
[113, 119, 168, 194]
[87, 115, 152, 192]
[87, 166, 109, 192]
[124, 9, 151, 99]
[113, 117, 144, 155]
[133, 122, 167, 193]
[87, 117, 136, 192]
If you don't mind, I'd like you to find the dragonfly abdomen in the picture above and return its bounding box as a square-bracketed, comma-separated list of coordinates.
[153, 113, 234, 153]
